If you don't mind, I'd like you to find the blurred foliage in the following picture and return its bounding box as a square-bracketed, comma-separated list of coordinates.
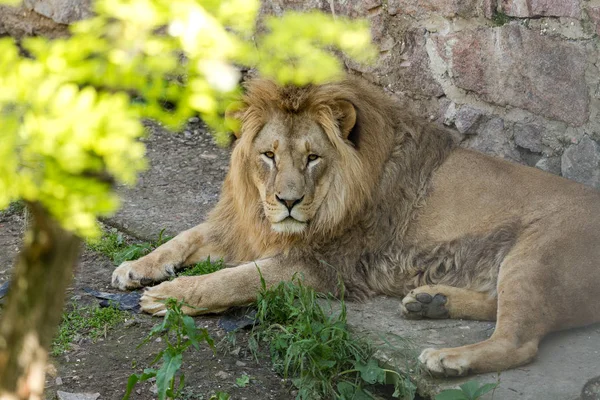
[0, 0, 374, 238]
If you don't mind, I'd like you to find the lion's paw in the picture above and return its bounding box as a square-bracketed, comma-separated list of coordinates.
[401, 289, 448, 319]
[139, 277, 219, 317]
[111, 260, 176, 291]
[419, 347, 471, 377]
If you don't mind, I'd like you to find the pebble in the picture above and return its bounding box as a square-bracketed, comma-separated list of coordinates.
[149, 384, 158, 394]
[188, 117, 200, 123]
[235, 361, 246, 367]
[56, 391, 100, 400]
[215, 370, 230, 380]
[55, 377, 63, 386]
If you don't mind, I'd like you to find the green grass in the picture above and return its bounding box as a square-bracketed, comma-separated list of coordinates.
[178, 257, 224, 277]
[249, 274, 417, 400]
[491, 11, 511, 26]
[87, 228, 172, 265]
[52, 303, 129, 356]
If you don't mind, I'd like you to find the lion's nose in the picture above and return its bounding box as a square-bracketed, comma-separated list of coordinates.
[276, 195, 304, 211]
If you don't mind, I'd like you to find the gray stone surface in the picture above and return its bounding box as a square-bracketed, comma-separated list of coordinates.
[464, 118, 522, 161]
[346, 297, 600, 400]
[0, 5, 69, 38]
[500, 0, 581, 18]
[108, 121, 230, 240]
[454, 105, 484, 135]
[434, 24, 589, 126]
[535, 156, 562, 175]
[56, 391, 100, 400]
[561, 136, 600, 190]
[514, 123, 543, 153]
[24, 0, 92, 24]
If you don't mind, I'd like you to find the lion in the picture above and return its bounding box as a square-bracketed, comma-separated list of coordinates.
[112, 76, 600, 376]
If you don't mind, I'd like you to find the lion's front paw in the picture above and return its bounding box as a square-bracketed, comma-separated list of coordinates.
[401, 288, 448, 319]
[419, 347, 471, 377]
[139, 276, 228, 317]
[111, 259, 177, 290]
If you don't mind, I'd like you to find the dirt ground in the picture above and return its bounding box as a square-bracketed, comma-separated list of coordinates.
[0, 121, 307, 400]
[0, 212, 297, 400]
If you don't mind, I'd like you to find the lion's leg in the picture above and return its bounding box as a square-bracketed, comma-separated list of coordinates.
[139, 257, 335, 316]
[111, 223, 223, 290]
[418, 249, 557, 376]
[400, 284, 497, 321]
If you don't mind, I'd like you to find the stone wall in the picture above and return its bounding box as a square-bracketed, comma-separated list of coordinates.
[263, 0, 600, 189]
[2, 0, 599, 188]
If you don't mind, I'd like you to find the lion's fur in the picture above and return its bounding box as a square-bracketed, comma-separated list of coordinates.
[115, 75, 600, 376]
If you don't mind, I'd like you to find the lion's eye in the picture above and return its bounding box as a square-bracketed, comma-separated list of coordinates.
[264, 151, 275, 159]
[307, 154, 319, 162]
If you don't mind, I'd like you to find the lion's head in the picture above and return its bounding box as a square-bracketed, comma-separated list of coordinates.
[224, 77, 398, 240]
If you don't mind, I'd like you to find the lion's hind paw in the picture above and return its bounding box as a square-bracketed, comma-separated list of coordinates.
[401, 289, 449, 319]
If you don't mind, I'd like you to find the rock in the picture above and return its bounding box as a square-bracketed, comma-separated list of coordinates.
[464, 118, 521, 161]
[56, 391, 100, 400]
[24, 0, 92, 24]
[188, 117, 200, 123]
[443, 102, 457, 126]
[434, 25, 589, 126]
[581, 375, 600, 400]
[215, 370, 230, 380]
[55, 377, 63, 386]
[561, 136, 600, 190]
[389, 29, 445, 98]
[535, 156, 562, 175]
[388, 0, 480, 18]
[455, 106, 484, 134]
[500, 0, 581, 18]
[588, 7, 600, 36]
[235, 360, 247, 367]
[0, 5, 69, 38]
[514, 124, 543, 153]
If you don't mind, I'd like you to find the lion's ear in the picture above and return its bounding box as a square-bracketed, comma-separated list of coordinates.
[335, 100, 357, 139]
[225, 101, 246, 138]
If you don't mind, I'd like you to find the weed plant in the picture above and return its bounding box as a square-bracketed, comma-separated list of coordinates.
[435, 380, 499, 400]
[87, 228, 172, 265]
[124, 298, 214, 400]
[178, 256, 224, 277]
[250, 273, 417, 399]
[52, 303, 128, 355]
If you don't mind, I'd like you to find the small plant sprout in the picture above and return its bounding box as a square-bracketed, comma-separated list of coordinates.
[123, 298, 214, 400]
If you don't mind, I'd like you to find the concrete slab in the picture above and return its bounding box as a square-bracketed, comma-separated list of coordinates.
[345, 296, 600, 400]
[105, 124, 600, 399]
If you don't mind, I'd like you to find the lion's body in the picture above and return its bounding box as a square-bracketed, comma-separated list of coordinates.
[112, 76, 600, 376]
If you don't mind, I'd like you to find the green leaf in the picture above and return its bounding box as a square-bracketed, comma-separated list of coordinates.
[122, 374, 139, 400]
[337, 381, 356, 399]
[235, 374, 250, 387]
[182, 315, 201, 350]
[459, 380, 480, 399]
[210, 392, 231, 400]
[155, 352, 183, 400]
[435, 389, 469, 400]
[473, 382, 498, 398]
[122, 369, 157, 400]
[355, 358, 385, 385]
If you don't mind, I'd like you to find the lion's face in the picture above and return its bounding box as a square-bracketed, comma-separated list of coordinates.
[250, 115, 336, 234]
[227, 80, 372, 239]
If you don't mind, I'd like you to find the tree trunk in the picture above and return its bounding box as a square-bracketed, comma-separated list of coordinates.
[0, 202, 81, 399]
